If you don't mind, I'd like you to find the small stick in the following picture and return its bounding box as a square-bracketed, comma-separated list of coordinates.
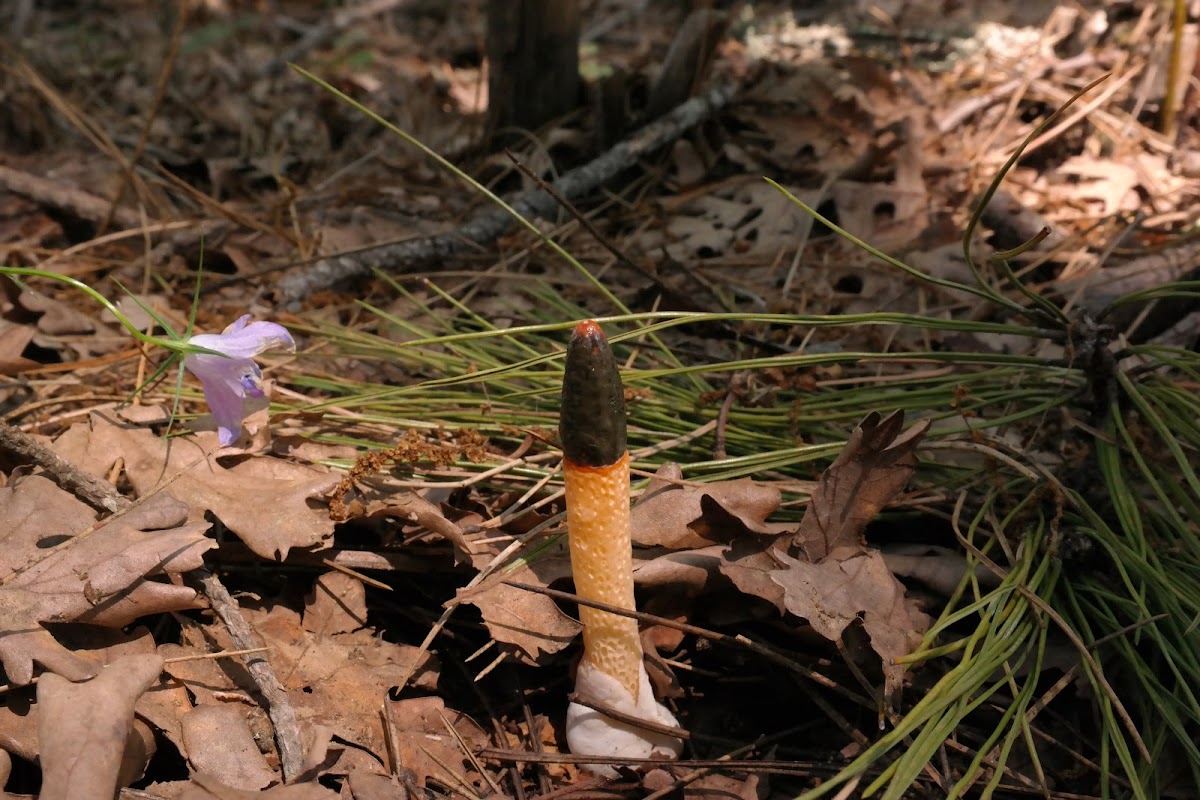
[0, 163, 142, 230]
[0, 421, 131, 514]
[195, 569, 306, 781]
[276, 83, 737, 303]
[567, 693, 691, 742]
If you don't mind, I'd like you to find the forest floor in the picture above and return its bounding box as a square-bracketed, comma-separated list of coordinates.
[2, 1, 1199, 798]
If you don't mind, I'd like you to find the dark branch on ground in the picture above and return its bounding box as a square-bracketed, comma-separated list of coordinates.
[275, 82, 738, 305]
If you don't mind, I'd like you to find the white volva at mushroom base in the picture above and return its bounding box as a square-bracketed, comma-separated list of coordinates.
[566, 659, 684, 775]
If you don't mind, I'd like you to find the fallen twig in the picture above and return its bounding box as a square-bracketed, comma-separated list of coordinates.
[1061, 237, 1200, 315]
[0, 162, 230, 264]
[195, 568, 306, 783]
[0, 421, 131, 515]
[276, 82, 738, 304]
[0, 163, 144, 231]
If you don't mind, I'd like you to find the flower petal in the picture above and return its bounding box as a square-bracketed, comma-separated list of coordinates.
[181, 316, 294, 445]
[195, 366, 249, 445]
[189, 321, 295, 360]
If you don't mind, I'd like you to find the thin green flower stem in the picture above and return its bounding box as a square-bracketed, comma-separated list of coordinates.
[111, 277, 181, 339]
[1, 267, 183, 352]
[0, 267, 233, 366]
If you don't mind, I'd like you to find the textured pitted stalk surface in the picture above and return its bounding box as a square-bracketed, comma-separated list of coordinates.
[563, 452, 641, 701]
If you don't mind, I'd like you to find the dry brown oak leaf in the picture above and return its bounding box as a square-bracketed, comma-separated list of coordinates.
[459, 539, 580, 664]
[37, 653, 164, 800]
[52, 413, 339, 560]
[53, 625, 193, 758]
[793, 409, 929, 562]
[181, 704, 278, 791]
[0, 474, 212, 685]
[721, 411, 931, 699]
[209, 604, 438, 762]
[632, 462, 793, 549]
[0, 639, 186, 771]
[382, 695, 491, 791]
[769, 549, 930, 699]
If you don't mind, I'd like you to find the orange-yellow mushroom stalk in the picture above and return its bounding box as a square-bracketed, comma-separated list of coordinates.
[560, 320, 683, 771]
[563, 453, 642, 701]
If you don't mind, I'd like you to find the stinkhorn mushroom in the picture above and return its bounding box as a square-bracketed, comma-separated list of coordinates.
[560, 320, 684, 771]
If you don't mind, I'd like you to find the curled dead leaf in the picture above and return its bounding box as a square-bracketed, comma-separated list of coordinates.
[794, 410, 929, 561]
[631, 462, 791, 549]
[459, 541, 579, 664]
[769, 549, 930, 699]
[0, 477, 212, 685]
[717, 411, 932, 699]
[52, 414, 337, 560]
[181, 704, 277, 791]
[37, 653, 164, 800]
[340, 483, 474, 562]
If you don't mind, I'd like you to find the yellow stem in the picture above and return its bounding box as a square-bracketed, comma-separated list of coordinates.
[563, 452, 642, 701]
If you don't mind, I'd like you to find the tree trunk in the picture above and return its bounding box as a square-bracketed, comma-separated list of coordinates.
[486, 0, 580, 138]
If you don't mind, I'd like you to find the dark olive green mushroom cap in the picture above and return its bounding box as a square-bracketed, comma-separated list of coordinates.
[560, 320, 627, 467]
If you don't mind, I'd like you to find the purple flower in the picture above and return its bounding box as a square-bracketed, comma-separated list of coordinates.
[183, 315, 295, 445]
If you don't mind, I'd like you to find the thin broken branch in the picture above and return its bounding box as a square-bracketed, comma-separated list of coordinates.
[276, 82, 738, 304]
[195, 568, 306, 783]
[0, 421, 131, 515]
